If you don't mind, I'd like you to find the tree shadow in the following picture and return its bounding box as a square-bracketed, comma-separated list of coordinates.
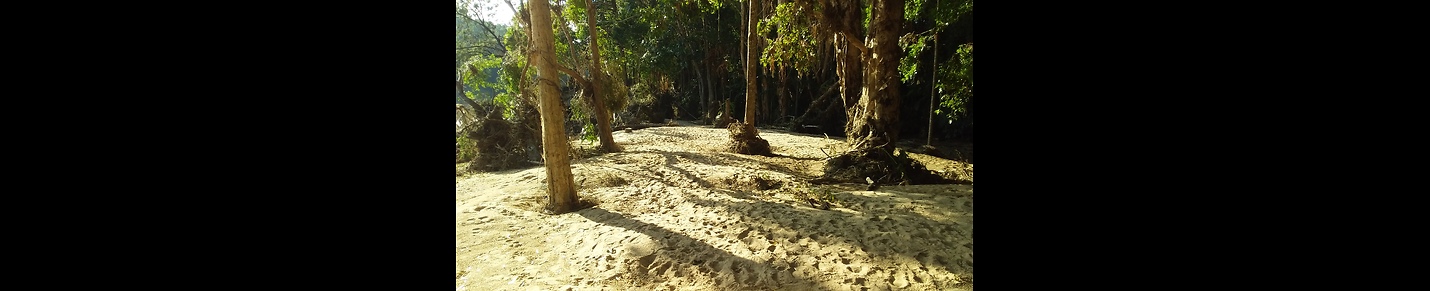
[683, 188, 974, 287]
[643, 128, 695, 140]
[576, 207, 825, 290]
[622, 148, 826, 188]
[579, 150, 715, 189]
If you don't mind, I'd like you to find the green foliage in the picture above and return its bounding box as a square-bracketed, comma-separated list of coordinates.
[455, 0, 509, 69]
[628, 82, 654, 108]
[899, 0, 974, 84]
[910, 0, 974, 24]
[494, 92, 516, 120]
[461, 54, 506, 99]
[760, 2, 818, 77]
[863, 2, 872, 30]
[598, 68, 629, 111]
[570, 94, 590, 122]
[935, 43, 973, 121]
[456, 136, 479, 163]
[581, 122, 598, 143]
[568, 94, 599, 142]
[893, 0, 974, 121]
[898, 31, 935, 83]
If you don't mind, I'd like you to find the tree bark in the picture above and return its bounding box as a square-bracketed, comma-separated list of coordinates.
[584, 0, 619, 152]
[744, 0, 759, 129]
[776, 0, 787, 125]
[529, 0, 580, 214]
[834, 32, 863, 141]
[846, 0, 904, 153]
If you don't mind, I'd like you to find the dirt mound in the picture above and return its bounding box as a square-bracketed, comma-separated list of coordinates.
[726, 122, 772, 156]
[817, 147, 951, 185]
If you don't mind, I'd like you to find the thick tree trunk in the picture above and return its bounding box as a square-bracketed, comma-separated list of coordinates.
[529, 0, 580, 214]
[846, 0, 903, 153]
[584, 0, 619, 152]
[835, 34, 863, 140]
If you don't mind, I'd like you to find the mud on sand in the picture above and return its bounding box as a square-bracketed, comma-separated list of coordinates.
[457, 124, 973, 290]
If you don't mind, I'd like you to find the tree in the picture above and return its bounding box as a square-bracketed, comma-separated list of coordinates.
[529, 0, 581, 214]
[744, 0, 761, 128]
[846, 0, 905, 153]
[583, 0, 620, 152]
[728, 0, 772, 156]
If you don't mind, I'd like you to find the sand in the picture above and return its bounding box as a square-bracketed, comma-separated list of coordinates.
[456, 124, 973, 290]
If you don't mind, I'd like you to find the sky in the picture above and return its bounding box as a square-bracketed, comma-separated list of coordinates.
[466, 0, 516, 26]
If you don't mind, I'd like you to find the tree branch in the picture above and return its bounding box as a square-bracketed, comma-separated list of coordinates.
[842, 32, 869, 54]
[472, 18, 510, 52]
[553, 64, 592, 89]
[455, 44, 507, 55]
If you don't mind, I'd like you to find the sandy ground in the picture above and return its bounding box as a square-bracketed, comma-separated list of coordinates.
[456, 124, 973, 290]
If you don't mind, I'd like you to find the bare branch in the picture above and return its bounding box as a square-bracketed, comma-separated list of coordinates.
[472, 17, 510, 52]
[552, 63, 592, 89]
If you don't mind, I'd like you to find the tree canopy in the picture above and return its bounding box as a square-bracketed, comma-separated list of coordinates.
[457, 0, 974, 144]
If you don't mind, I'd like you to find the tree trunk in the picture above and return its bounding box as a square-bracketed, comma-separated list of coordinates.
[775, 0, 787, 125]
[718, 70, 728, 118]
[778, 69, 788, 125]
[744, 0, 759, 130]
[694, 60, 706, 123]
[529, 0, 580, 214]
[706, 58, 716, 124]
[584, 0, 619, 152]
[845, 0, 903, 153]
[834, 33, 863, 142]
[927, 17, 937, 146]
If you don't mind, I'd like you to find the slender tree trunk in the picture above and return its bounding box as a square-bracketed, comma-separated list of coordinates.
[778, 69, 788, 124]
[584, 0, 619, 152]
[718, 70, 728, 118]
[927, 19, 937, 146]
[694, 60, 706, 123]
[776, 0, 787, 125]
[744, 0, 759, 129]
[710, 59, 717, 122]
[761, 60, 770, 124]
[529, 0, 580, 214]
[847, 0, 904, 153]
[702, 60, 711, 123]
